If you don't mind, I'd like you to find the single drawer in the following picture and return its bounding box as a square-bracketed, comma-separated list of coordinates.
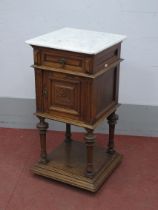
[33, 44, 121, 75]
[39, 48, 85, 72]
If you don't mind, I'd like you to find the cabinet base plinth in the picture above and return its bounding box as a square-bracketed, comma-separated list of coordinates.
[32, 141, 122, 192]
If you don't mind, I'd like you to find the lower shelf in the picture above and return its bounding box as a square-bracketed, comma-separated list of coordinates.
[32, 141, 123, 192]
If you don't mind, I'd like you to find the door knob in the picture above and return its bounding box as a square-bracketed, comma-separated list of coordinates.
[43, 88, 48, 96]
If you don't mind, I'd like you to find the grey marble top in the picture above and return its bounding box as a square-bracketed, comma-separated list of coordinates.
[25, 28, 126, 54]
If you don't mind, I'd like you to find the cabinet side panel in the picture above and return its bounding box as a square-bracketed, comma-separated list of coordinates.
[93, 67, 119, 121]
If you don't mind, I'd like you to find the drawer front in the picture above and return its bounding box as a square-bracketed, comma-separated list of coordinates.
[43, 72, 83, 120]
[33, 44, 121, 75]
[40, 48, 85, 72]
[93, 43, 121, 73]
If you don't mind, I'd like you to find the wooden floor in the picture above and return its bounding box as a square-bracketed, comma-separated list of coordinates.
[0, 128, 158, 210]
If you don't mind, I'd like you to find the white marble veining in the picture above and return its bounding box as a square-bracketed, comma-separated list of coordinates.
[25, 28, 126, 54]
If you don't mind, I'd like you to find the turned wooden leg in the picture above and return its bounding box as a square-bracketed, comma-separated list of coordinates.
[107, 112, 118, 154]
[84, 129, 95, 178]
[64, 123, 72, 143]
[37, 117, 49, 164]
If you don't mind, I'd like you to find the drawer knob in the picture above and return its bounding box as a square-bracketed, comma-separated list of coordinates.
[59, 58, 66, 66]
[104, 63, 108, 68]
[43, 88, 48, 96]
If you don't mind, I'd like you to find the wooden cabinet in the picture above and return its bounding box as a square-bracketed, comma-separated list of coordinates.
[26, 28, 126, 192]
[34, 44, 121, 126]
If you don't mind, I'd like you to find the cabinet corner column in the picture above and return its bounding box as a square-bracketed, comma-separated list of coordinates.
[84, 128, 95, 178]
[107, 112, 118, 154]
[37, 117, 49, 164]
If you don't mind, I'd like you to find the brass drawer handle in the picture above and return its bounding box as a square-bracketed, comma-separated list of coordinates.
[58, 58, 66, 66]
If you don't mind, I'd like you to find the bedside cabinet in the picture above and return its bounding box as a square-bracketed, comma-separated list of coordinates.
[26, 28, 126, 192]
